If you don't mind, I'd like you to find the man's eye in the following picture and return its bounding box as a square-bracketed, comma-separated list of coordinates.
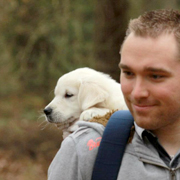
[65, 93, 74, 98]
[150, 74, 164, 79]
[122, 70, 134, 77]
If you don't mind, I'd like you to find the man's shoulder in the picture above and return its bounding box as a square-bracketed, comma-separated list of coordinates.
[66, 121, 104, 152]
[73, 121, 104, 137]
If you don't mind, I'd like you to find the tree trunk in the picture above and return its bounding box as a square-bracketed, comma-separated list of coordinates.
[94, 0, 129, 81]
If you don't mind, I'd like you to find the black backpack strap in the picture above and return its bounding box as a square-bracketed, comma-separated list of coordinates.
[91, 110, 134, 180]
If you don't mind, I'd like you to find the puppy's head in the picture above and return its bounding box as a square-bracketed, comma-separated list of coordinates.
[44, 68, 109, 129]
[44, 77, 81, 129]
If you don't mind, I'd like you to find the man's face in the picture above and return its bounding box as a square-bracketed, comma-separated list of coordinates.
[120, 33, 180, 131]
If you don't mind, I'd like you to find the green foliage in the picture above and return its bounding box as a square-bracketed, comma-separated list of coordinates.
[0, 0, 96, 96]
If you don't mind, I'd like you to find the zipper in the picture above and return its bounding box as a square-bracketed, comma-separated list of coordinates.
[139, 158, 179, 180]
[170, 168, 176, 180]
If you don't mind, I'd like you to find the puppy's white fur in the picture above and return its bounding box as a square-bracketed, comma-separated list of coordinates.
[44, 67, 128, 138]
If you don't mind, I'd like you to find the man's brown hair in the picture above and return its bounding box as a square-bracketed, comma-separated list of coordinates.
[126, 9, 180, 37]
[121, 9, 180, 57]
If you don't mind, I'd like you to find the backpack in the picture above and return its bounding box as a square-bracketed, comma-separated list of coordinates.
[91, 110, 134, 180]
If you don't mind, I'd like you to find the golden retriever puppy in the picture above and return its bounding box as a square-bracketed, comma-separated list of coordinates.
[44, 67, 128, 138]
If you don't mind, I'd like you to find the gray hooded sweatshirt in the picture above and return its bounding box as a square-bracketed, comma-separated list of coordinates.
[48, 121, 180, 180]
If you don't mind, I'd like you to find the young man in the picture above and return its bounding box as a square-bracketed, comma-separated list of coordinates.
[48, 9, 180, 180]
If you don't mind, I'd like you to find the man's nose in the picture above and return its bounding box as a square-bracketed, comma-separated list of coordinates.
[131, 79, 149, 99]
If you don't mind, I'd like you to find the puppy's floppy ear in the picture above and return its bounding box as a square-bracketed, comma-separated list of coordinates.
[78, 82, 109, 110]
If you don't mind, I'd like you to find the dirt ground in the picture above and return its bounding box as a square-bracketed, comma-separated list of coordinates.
[0, 120, 63, 180]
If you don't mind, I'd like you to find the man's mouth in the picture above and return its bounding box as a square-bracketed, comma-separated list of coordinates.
[132, 104, 154, 112]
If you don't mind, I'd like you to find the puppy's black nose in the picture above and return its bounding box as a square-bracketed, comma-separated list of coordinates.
[44, 107, 53, 115]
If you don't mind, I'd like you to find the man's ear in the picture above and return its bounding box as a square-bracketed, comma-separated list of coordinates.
[78, 82, 109, 110]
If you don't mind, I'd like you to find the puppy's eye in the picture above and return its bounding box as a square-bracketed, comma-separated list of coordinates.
[65, 93, 74, 98]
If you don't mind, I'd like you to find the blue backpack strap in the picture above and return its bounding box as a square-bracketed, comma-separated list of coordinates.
[91, 110, 134, 180]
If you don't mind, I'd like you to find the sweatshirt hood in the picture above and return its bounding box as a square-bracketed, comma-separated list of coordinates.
[77, 121, 105, 136]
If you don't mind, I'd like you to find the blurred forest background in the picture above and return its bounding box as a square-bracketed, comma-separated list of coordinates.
[0, 0, 180, 179]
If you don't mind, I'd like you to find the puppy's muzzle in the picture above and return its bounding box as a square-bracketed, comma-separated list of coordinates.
[44, 107, 54, 122]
